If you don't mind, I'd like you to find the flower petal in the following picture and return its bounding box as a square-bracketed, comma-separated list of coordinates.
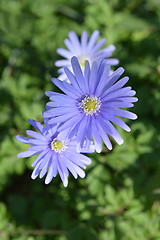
[87, 30, 99, 49]
[17, 150, 40, 158]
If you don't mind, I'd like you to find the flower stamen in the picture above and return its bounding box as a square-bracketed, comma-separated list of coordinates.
[79, 95, 101, 116]
[51, 138, 67, 153]
[78, 56, 91, 71]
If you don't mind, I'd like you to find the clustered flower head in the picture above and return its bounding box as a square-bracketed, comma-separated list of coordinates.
[16, 30, 138, 187]
[55, 30, 119, 81]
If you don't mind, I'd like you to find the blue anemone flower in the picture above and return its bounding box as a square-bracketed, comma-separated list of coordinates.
[45, 57, 138, 153]
[55, 30, 119, 81]
[16, 113, 93, 187]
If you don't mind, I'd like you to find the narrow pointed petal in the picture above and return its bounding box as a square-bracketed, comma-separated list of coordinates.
[57, 48, 72, 59]
[17, 150, 40, 158]
[92, 38, 106, 52]
[63, 155, 78, 179]
[81, 31, 88, 50]
[40, 158, 51, 179]
[28, 119, 46, 135]
[64, 67, 83, 93]
[68, 31, 81, 51]
[26, 130, 47, 141]
[31, 149, 49, 167]
[87, 30, 99, 49]
[58, 113, 83, 132]
[106, 67, 125, 89]
[95, 64, 110, 97]
[108, 115, 131, 132]
[89, 62, 98, 94]
[51, 78, 79, 99]
[16, 135, 31, 144]
[28, 145, 48, 152]
[48, 112, 77, 125]
[96, 120, 112, 150]
[92, 118, 102, 153]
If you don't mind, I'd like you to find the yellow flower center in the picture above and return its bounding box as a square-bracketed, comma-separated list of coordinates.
[51, 138, 67, 153]
[85, 99, 97, 111]
[79, 96, 101, 116]
[78, 56, 91, 71]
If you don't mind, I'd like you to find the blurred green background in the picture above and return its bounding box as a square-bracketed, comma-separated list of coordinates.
[0, 0, 160, 239]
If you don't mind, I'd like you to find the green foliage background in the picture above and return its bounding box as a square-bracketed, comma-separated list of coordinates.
[0, 0, 160, 239]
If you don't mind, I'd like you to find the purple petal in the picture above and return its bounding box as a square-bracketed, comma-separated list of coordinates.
[80, 142, 95, 153]
[48, 112, 77, 125]
[58, 155, 69, 178]
[106, 58, 119, 66]
[26, 130, 47, 141]
[28, 119, 46, 135]
[65, 151, 86, 169]
[125, 90, 136, 97]
[104, 44, 116, 53]
[105, 121, 124, 145]
[57, 48, 72, 59]
[39, 158, 51, 179]
[102, 101, 134, 109]
[91, 117, 102, 153]
[96, 116, 113, 150]
[87, 30, 99, 49]
[64, 67, 83, 93]
[45, 154, 58, 184]
[16, 135, 31, 144]
[51, 154, 58, 177]
[28, 145, 48, 152]
[95, 45, 116, 59]
[58, 113, 83, 132]
[67, 150, 92, 165]
[119, 97, 138, 103]
[83, 117, 92, 150]
[95, 50, 113, 59]
[31, 149, 49, 167]
[108, 115, 131, 132]
[64, 154, 85, 178]
[45, 164, 54, 184]
[101, 87, 132, 102]
[52, 78, 79, 99]
[17, 150, 40, 158]
[31, 161, 41, 179]
[63, 155, 78, 179]
[38, 151, 52, 170]
[63, 80, 82, 97]
[44, 107, 78, 118]
[101, 107, 137, 121]
[64, 39, 74, 52]
[49, 94, 75, 105]
[46, 101, 74, 108]
[84, 60, 90, 80]
[57, 160, 68, 187]
[89, 61, 98, 95]
[68, 31, 81, 52]
[55, 60, 70, 67]
[112, 109, 137, 120]
[45, 91, 61, 97]
[106, 67, 124, 89]
[76, 115, 88, 152]
[71, 57, 87, 94]
[92, 38, 106, 52]
[94, 64, 110, 97]
[100, 76, 129, 98]
[67, 118, 84, 140]
[27, 138, 48, 145]
[81, 31, 88, 50]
